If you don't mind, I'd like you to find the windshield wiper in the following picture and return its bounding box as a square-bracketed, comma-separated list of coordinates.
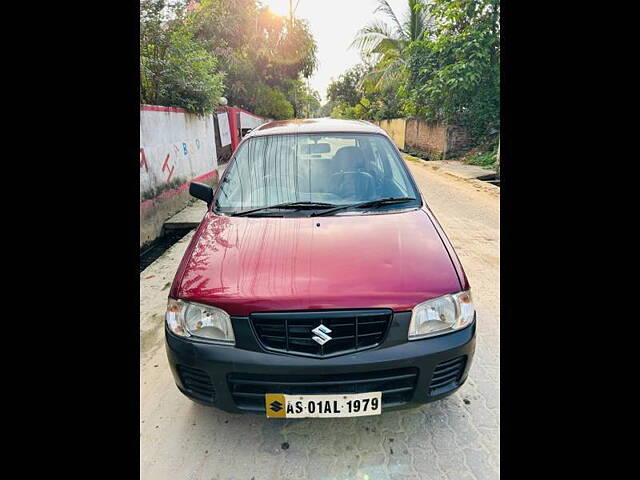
[231, 201, 338, 216]
[310, 197, 416, 217]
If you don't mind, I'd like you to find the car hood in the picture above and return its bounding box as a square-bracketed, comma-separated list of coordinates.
[176, 209, 462, 316]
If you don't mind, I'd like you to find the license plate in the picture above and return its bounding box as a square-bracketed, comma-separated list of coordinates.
[265, 392, 382, 418]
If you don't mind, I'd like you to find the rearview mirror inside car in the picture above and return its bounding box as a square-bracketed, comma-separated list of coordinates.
[189, 182, 214, 205]
[300, 143, 331, 154]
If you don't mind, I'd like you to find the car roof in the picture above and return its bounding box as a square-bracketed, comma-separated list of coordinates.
[245, 118, 388, 138]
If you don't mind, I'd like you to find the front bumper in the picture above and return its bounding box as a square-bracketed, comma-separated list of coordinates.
[165, 312, 476, 414]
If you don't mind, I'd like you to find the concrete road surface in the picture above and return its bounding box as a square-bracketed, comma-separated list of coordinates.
[140, 159, 500, 480]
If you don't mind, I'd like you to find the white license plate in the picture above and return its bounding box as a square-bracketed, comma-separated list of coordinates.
[265, 392, 382, 418]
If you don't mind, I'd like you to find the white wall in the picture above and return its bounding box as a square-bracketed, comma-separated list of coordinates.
[139, 106, 219, 246]
[140, 106, 218, 199]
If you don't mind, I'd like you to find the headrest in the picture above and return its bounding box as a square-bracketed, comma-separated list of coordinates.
[333, 146, 365, 170]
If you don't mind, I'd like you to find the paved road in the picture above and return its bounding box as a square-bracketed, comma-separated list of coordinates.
[140, 159, 500, 480]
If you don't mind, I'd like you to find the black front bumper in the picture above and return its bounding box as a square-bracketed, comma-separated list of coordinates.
[165, 312, 476, 414]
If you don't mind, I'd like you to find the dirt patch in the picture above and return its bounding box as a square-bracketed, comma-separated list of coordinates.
[140, 323, 164, 357]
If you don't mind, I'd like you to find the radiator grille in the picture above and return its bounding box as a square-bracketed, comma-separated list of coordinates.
[250, 309, 392, 358]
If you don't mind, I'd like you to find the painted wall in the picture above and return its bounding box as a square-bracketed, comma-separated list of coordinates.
[377, 118, 406, 151]
[140, 105, 219, 247]
[375, 118, 471, 159]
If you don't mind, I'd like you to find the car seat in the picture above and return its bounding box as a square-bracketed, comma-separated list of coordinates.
[331, 146, 377, 201]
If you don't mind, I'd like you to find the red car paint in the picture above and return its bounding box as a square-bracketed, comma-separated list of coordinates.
[170, 208, 466, 317]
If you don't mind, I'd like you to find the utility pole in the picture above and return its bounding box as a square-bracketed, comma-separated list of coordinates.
[290, 0, 304, 118]
[289, 0, 300, 28]
[287, 0, 307, 118]
[289, 0, 293, 27]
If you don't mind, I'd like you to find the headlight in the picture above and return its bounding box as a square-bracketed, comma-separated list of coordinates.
[165, 298, 235, 344]
[408, 290, 475, 340]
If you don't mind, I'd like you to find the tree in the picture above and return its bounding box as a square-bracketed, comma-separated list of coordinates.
[317, 100, 336, 118]
[324, 63, 403, 121]
[351, 0, 429, 89]
[404, 0, 500, 140]
[286, 78, 321, 118]
[253, 85, 294, 119]
[326, 65, 366, 106]
[186, 0, 318, 119]
[140, 0, 225, 114]
[329, 0, 499, 146]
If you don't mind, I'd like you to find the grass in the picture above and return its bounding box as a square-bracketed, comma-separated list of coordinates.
[466, 150, 496, 168]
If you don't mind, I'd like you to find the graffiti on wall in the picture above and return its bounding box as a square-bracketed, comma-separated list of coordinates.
[140, 105, 219, 246]
[140, 137, 205, 190]
[162, 153, 175, 182]
[139, 148, 148, 172]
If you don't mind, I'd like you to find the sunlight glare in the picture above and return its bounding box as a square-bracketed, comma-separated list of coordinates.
[261, 0, 290, 18]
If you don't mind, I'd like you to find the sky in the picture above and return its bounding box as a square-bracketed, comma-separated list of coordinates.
[260, 0, 407, 103]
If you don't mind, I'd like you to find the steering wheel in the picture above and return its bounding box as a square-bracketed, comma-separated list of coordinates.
[332, 171, 377, 201]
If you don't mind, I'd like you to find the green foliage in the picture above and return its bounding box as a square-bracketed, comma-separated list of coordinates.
[141, 0, 319, 119]
[467, 150, 496, 167]
[187, 0, 318, 119]
[351, 0, 428, 90]
[330, 103, 357, 120]
[323, 63, 403, 121]
[404, 0, 500, 141]
[140, 0, 225, 114]
[327, 65, 366, 107]
[286, 79, 321, 118]
[333, 0, 499, 146]
[253, 85, 294, 120]
[317, 100, 337, 118]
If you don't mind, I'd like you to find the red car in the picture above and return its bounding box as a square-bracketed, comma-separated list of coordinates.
[165, 119, 475, 418]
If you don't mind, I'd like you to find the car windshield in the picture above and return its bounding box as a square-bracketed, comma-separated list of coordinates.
[214, 133, 420, 215]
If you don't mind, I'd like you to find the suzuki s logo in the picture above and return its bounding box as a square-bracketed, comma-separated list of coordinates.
[311, 324, 332, 345]
[269, 400, 283, 413]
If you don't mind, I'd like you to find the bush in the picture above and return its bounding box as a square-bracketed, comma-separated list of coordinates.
[466, 150, 496, 168]
[140, 0, 225, 114]
[403, 1, 500, 143]
[253, 85, 294, 120]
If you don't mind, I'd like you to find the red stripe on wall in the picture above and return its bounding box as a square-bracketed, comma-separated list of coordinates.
[140, 104, 188, 114]
[140, 169, 219, 211]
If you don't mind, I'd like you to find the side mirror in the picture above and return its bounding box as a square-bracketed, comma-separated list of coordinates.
[189, 182, 214, 205]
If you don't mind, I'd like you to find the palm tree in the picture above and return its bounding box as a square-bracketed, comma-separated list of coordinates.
[351, 0, 429, 89]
